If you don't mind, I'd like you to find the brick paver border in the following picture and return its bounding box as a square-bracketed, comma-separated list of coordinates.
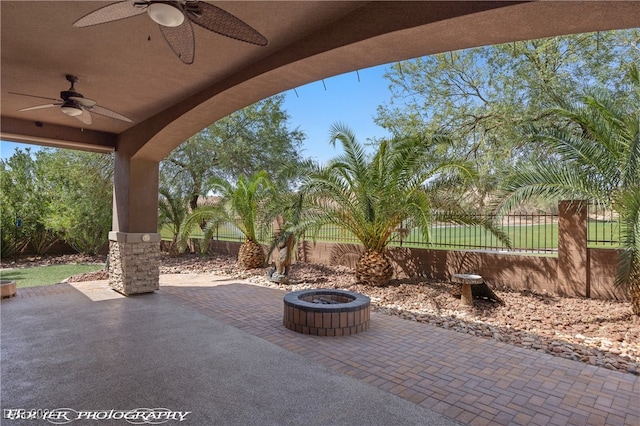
[160, 282, 639, 426]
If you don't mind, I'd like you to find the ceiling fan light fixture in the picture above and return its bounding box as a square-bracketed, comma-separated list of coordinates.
[148, 3, 184, 27]
[61, 105, 83, 117]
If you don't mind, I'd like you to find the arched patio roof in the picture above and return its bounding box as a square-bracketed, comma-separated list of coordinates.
[2, 1, 639, 161]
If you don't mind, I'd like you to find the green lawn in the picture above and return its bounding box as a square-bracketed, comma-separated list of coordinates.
[309, 223, 560, 250]
[408, 223, 559, 250]
[0, 264, 103, 288]
[402, 222, 619, 250]
[160, 223, 249, 243]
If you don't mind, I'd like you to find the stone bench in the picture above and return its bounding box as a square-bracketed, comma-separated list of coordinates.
[451, 274, 483, 307]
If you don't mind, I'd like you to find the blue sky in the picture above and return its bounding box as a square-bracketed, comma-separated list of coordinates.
[1, 63, 395, 163]
[281, 64, 393, 163]
[0, 141, 27, 160]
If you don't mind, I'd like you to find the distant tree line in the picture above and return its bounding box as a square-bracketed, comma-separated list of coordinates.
[375, 29, 639, 208]
[1, 148, 113, 257]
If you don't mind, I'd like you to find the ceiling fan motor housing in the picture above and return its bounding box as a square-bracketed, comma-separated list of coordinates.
[147, 2, 185, 27]
[61, 90, 82, 100]
[61, 100, 83, 116]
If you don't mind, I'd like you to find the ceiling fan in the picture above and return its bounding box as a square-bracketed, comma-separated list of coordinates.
[10, 75, 132, 125]
[73, 1, 268, 65]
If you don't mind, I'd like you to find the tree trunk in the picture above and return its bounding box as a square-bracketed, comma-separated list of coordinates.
[356, 249, 393, 286]
[238, 239, 265, 270]
[631, 292, 640, 316]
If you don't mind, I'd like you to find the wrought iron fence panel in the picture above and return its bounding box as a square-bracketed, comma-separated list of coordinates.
[587, 202, 620, 247]
[213, 223, 245, 242]
[205, 204, 621, 252]
[394, 213, 559, 254]
[206, 213, 562, 254]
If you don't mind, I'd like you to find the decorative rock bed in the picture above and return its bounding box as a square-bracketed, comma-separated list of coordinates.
[283, 289, 370, 336]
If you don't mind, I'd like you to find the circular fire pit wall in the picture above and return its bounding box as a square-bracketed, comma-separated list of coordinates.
[283, 289, 370, 336]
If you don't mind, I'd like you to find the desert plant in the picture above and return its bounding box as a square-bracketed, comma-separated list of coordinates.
[182, 171, 276, 269]
[158, 187, 190, 254]
[298, 123, 505, 286]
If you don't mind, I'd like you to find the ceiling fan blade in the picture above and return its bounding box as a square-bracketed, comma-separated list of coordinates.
[73, 1, 147, 27]
[188, 2, 268, 46]
[76, 109, 93, 125]
[69, 96, 97, 107]
[159, 19, 195, 64]
[9, 92, 60, 102]
[19, 103, 60, 112]
[89, 105, 133, 123]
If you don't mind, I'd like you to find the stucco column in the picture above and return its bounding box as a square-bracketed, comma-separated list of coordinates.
[557, 200, 588, 297]
[109, 151, 160, 295]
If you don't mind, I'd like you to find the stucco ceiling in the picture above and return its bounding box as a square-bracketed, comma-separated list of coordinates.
[2, 1, 639, 161]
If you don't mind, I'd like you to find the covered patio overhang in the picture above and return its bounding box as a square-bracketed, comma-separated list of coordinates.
[2, 1, 639, 293]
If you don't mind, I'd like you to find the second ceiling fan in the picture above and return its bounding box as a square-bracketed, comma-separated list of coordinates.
[73, 1, 268, 64]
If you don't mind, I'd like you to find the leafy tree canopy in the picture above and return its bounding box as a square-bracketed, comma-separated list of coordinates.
[160, 94, 305, 210]
[1, 148, 113, 256]
[40, 149, 113, 255]
[375, 29, 640, 207]
[1, 148, 54, 256]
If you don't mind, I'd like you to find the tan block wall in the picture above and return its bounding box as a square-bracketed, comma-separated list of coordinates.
[293, 242, 559, 293]
[589, 248, 626, 300]
[205, 233, 623, 301]
[208, 240, 242, 257]
[208, 240, 289, 266]
[557, 201, 588, 297]
[387, 247, 559, 295]
[293, 241, 620, 300]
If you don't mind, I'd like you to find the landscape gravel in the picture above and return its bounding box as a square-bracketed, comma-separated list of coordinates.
[10, 253, 639, 375]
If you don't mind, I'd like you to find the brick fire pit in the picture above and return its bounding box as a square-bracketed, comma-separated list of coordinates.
[283, 289, 370, 336]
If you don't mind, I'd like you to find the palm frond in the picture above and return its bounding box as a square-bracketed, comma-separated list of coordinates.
[495, 163, 608, 216]
[614, 186, 640, 292]
[499, 65, 640, 307]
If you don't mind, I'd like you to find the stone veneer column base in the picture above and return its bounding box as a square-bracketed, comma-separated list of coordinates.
[108, 232, 160, 296]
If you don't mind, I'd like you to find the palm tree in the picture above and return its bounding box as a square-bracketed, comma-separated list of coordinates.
[182, 171, 276, 269]
[496, 65, 640, 314]
[298, 123, 503, 287]
[158, 187, 190, 255]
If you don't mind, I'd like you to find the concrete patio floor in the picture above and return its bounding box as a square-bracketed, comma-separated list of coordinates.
[2, 274, 639, 425]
